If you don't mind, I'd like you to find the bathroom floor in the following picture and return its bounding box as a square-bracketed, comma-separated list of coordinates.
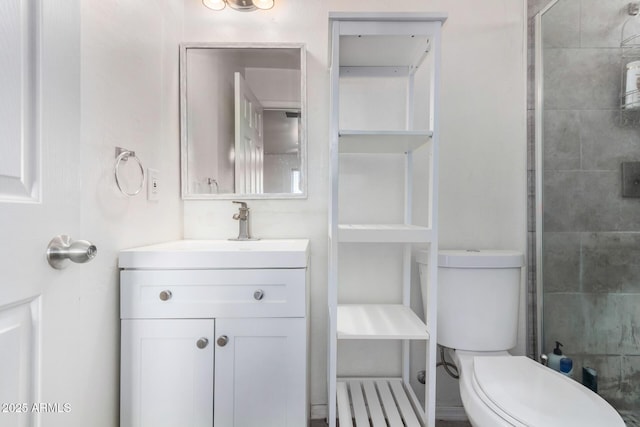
[310, 419, 471, 426]
[311, 411, 640, 426]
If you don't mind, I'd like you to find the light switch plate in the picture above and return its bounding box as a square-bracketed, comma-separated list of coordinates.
[622, 162, 640, 198]
[147, 168, 159, 201]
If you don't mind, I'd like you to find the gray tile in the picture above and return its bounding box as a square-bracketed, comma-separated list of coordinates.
[543, 293, 637, 355]
[582, 233, 640, 293]
[580, 110, 640, 171]
[527, 49, 536, 111]
[545, 174, 640, 232]
[617, 297, 640, 354]
[587, 294, 635, 355]
[543, 170, 621, 231]
[527, 231, 537, 275]
[543, 109, 581, 170]
[571, 354, 623, 406]
[527, 109, 535, 170]
[543, 48, 620, 110]
[527, 267, 537, 295]
[543, 293, 588, 353]
[527, 169, 536, 196]
[528, 16, 535, 51]
[619, 356, 640, 409]
[527, 194, 536, 232]
[527, 282, 538, 358]
[541, 0, 581, 48]
[618, 195, 640, 229]
[580, 0, 630, 48]
[544, 169, 640, 232]
[543, 232, 581, 292]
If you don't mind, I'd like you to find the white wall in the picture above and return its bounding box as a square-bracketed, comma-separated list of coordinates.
[183, 0, 526, 418]
[73, 1, 184, 425]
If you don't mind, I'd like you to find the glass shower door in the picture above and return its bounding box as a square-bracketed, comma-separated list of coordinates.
[536, 0, 640, 422]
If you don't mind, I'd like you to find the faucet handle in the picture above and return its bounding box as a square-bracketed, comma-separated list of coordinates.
[232, 201, 248, 209]
[232, 201, 249, 221]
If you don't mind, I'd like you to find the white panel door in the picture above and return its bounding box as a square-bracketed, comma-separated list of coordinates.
[120, 319, 215, 427]
[0, 1, 82, 426]
[234, 72, 264, 194]
[214, 317, 306, 427]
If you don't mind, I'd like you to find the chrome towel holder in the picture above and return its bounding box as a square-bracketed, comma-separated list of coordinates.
[114, 147, 145, 196]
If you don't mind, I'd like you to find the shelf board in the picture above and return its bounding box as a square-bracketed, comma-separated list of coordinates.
[339, 35, 431, 68]
[338, 224, 432, 243]
[338, 130, 432, 153]
[337, 378, 423, 427]
[337, 304, 429, 340]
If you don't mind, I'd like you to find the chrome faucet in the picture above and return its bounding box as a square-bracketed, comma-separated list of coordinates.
[230, 201, 258, 241]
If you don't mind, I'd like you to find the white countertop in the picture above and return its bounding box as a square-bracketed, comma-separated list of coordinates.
[119, 239, 310, 269]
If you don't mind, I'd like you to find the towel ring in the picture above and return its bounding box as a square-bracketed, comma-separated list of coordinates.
[114, 147, 145, 197]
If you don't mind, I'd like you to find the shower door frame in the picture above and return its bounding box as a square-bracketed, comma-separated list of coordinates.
[533, 0, 559, 361]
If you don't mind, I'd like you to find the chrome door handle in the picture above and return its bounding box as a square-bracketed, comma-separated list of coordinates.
[196, 338, 209, 349]
[47, 235, 97, 269]
[217, 335, 229, 347]
[253, 289, 264, 300]
[159, 290, 173, 301]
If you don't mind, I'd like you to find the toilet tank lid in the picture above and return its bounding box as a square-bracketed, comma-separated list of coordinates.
[435, 250, 524, 268]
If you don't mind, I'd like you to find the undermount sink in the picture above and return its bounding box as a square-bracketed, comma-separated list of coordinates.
[118, 239, 309, 269]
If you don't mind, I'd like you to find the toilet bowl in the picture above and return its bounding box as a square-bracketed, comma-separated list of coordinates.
[417, 249, 625, 427]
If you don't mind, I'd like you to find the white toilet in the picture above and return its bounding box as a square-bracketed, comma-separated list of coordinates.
[417, 249, 625, 427]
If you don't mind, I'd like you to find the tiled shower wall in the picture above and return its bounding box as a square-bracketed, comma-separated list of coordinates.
[529, 0, 640, 409]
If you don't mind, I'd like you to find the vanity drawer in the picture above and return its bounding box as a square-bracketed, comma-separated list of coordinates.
[120, 269, 306, 319]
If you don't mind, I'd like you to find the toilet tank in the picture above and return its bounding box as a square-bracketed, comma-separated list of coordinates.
[436, 250, 524, 352]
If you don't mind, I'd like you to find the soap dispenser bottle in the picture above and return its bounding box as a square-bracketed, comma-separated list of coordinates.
[547, 341, 566, 372]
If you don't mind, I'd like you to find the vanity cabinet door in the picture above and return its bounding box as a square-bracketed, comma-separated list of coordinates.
[214, 317, 307, 427]
[121, 319, 215, 427]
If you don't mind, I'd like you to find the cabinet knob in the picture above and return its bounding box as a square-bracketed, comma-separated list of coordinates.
[253, 289, 264, 301]
[159, 290, 172, 301]
[196, 337, 209, 349]
[217, 335, 229, 347]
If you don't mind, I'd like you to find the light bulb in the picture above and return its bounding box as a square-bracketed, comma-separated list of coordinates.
[202, 0, 226, 11]
[253, 0, 274, 10]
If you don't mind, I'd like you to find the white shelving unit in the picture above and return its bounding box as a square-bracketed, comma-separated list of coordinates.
[328, 12, 445, 427]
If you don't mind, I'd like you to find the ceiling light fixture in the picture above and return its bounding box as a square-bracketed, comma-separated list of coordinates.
[202, 0, 274, 12]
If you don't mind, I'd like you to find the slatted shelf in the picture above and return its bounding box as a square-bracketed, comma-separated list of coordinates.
[337, 304, 429, 340]
[338, 224, 433, 243]
[337, 379, 422, 427]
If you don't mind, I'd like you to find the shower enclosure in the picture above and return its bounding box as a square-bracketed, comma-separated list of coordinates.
[534, 0, 640, 422]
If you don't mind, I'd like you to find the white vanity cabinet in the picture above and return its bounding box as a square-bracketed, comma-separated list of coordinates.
[119, 239, 309, 427]
[214, 317, 306, 426]
[121, 318, 215, 427]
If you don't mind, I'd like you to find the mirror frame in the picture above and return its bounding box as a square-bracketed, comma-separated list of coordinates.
[179, 42, 307, 200]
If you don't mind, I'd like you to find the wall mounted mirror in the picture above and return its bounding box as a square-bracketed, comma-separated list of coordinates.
[180, 43, 306, 199]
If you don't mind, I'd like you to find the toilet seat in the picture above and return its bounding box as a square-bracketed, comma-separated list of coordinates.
[465, 355, 624, 427]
